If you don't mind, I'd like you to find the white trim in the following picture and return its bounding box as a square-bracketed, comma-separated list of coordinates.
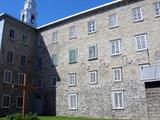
[1, 95, 11, 108]
[3, 70, 12, 84]
[112, 68, 122, 82]
[0, 13, 5, 17]
[37, 79, 42, 88]
[112, 91, 124, 110]
[89, 70, 98, 84]
[52, 31, 58, 44]
[69, 26, 76, 39]
[68, 73, 76, 86]
[6, 51, 14, 64]
[18, 73, 25, 85]
[68, 93, 78, 110]
[132, 7, 143, 22]
[88, 20, 96, 34]
[111, 39, 121, 56]
[154, 1, 160, 17]
[8, 28, 15, 40]
[88, 44, 98, 60]
[135, 33, 148, 51]
[38, 0, 123, 29]
[109, 13, 119, 29]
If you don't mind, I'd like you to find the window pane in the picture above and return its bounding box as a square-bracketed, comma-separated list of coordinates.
[88, 21, 96, 33]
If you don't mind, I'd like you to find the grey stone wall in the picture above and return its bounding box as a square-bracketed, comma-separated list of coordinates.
[38, 0, 160, 119]
[0, 17, 37, 116]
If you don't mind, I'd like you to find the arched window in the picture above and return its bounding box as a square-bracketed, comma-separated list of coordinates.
[31, 15, 35, 24]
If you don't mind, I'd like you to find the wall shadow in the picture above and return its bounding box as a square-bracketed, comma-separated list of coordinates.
[30, 34, 60, 116]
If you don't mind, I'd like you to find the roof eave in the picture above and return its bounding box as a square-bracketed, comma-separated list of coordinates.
[37, 0, 123, 29]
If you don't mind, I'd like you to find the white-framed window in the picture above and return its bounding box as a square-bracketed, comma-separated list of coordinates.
[69, 49, 77, 64]
[132, 7, 143, 22]
[51, 54, 58, 66]
[37, 79, 42, 88]
[52, 31, 58, 43]
[112, 91, 124, 109]
[139, 64, 150, 73]
[88, 44, 98, 60]
[88, 20, 96, 34]
[111, 39, 121, 56]
[112, 68, 122, 82]
[154, 2, 160, 16]
[3, 70, 12, 84]
[22, 34, 27, 44]
[69, 26, 76, 39]
[135, 33, 148, 51]
[16, 96, 23, 108]
[1, 95, 10, 108]
[68, 93, 78, 110]
[50, 76, 57, 87]
[6, 51, 14, 63]
[20, 55, 26, 66]
[9, 29, 15, 40]
[68, 73, 76, 86]
[18, 73, 25, 85]
[89, 70, 98, 84]
[109, 14, 118, 28]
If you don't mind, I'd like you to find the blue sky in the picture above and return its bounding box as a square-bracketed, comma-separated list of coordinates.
[0, 0, 112, 26]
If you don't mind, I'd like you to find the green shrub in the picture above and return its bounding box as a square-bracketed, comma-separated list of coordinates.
[23, 113, 39, 120]
[6, 113, 22, 120]
[6, 113, 39, 120]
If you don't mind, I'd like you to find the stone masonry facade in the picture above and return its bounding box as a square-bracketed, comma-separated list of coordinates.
[1, 0, 160, 119]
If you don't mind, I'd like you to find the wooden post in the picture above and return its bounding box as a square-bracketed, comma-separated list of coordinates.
[12, 72, 37, 116]
[22, 73, 29, 117]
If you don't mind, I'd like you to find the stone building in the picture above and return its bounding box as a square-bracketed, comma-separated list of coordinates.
[0, 0, 160, 119]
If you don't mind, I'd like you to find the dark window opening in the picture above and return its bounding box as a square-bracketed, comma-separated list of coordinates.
[145, 81, 160, 88]
[31, 15, 35, 24]
[22, 14, 25, 22]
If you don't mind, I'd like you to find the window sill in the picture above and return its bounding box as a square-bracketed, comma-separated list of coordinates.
[8, 38, 15, 41]
[111, 53, 121, 57]
[136, 49, 148, 52]
[113, 108, 125, 110]
[133, 19, 144, 23]
[69, 108, 78, 111]
[155, 15, 160, 18]
[52, 41, 59, 44]
[88, 57, 98, 61]
[69, 61, 77, 64]
[69, 36, 77, 40]
[2, 107, 10, 109]
[113, 80, 122, 83]
[88, 31, 96, 35]
[3, 82, 12, 84]
[69, 84, 76, 87]
[109, 25, 119, 29]
[90, 82, 98, 85]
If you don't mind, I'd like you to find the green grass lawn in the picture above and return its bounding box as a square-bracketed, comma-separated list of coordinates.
[0, 116, 117, 120]
[39, 116, 116, 120]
